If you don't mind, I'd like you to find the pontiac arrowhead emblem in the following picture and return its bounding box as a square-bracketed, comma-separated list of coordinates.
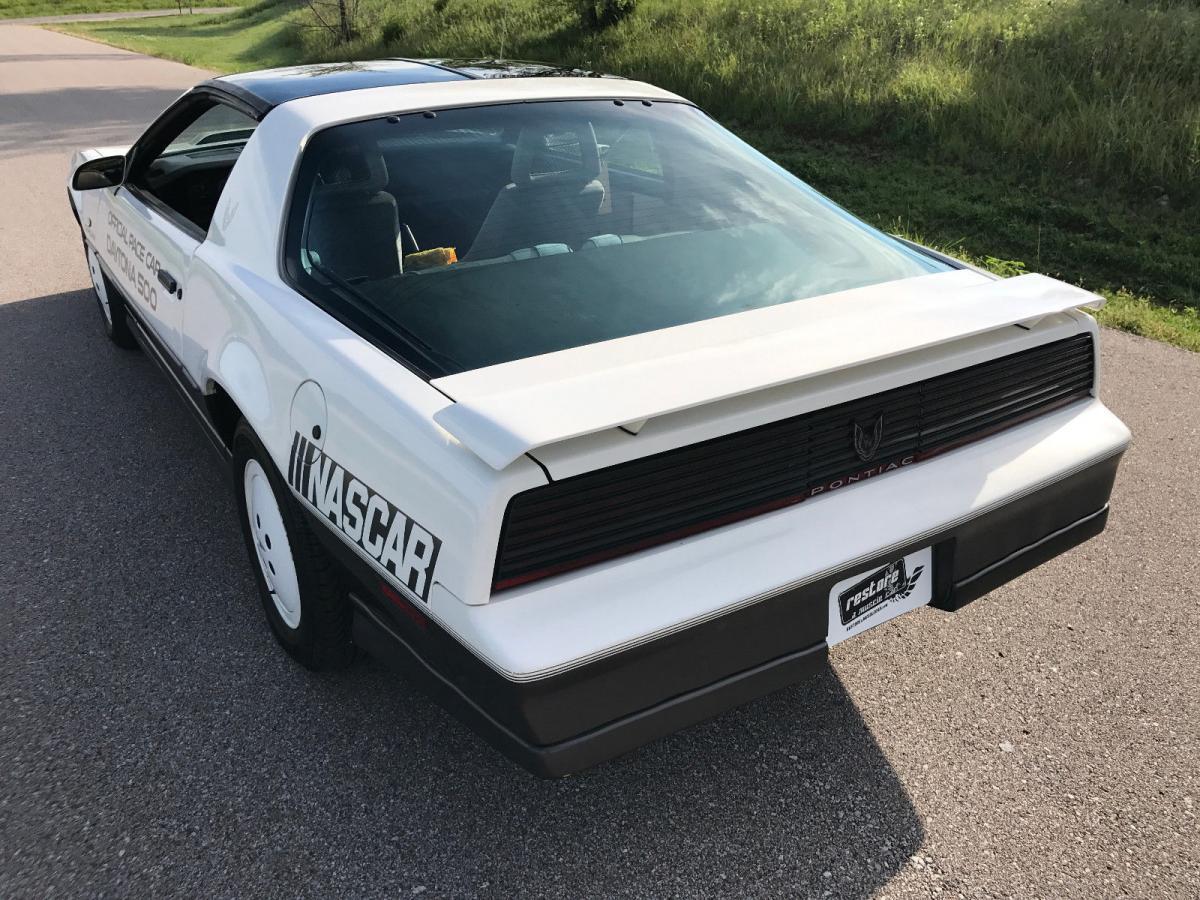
[853, 413, 885, 462]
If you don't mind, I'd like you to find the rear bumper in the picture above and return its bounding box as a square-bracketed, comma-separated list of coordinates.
[345, 450, 1122, 777]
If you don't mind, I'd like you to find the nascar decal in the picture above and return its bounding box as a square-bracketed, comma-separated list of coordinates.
[288, 433, 441, 602]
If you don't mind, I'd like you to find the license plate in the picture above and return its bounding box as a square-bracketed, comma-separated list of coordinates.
[827, 547, 932, 646]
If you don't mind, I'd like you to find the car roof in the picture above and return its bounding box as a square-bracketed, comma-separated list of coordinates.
[205, 58, 616, 115]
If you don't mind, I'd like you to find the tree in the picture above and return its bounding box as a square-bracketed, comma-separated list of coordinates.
[306, 0, 359, 44]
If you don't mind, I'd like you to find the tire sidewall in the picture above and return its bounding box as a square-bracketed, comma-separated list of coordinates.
[81, 234, 137, 349]
[232, 422, 327, 660]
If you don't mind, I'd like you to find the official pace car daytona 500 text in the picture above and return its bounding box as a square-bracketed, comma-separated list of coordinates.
[67, 59, 1130, 775]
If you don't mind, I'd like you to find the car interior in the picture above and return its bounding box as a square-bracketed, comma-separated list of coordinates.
[132, 101, 258, 234]
[139, 143, 247, 233]
[137, 101, 674, 259]
[300, 119, 677, 281]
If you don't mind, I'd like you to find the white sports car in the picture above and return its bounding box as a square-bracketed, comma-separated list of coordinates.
[68, 59, 1131, 776]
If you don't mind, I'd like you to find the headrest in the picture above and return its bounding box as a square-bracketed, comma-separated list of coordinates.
[510, 122, 602, 186]
[315, 146, 389, 196]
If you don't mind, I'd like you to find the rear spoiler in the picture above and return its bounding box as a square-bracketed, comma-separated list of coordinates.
[431, 270, 1104, 470]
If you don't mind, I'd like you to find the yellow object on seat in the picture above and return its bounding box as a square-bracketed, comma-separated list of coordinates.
[405, 247, 458, 272]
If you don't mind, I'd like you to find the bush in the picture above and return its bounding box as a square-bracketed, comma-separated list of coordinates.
[379, 16, 403, 44]
[577, 0, 634, 31]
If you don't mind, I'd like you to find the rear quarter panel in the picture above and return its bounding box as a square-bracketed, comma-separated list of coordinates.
[177, 116, 546, 613]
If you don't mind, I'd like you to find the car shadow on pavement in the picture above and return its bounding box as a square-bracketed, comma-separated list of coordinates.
[1, 290, 923, 898]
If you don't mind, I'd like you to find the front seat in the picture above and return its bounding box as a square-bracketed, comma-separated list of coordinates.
[465, 123, 606, 261]
[306, 147, 401, 281]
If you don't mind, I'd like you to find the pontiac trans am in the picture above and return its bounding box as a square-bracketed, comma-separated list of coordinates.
[67, 59, 1131, 776]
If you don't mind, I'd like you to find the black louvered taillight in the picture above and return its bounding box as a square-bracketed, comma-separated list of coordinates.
[493, 333, 1094, 591]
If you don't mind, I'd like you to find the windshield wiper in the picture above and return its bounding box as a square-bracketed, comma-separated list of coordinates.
[309, 261, 462, 376]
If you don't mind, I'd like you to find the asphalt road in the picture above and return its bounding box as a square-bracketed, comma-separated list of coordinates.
[1, 26, 1197, 900]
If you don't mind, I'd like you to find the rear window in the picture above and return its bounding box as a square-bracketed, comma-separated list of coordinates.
[283, 100, 946, 378]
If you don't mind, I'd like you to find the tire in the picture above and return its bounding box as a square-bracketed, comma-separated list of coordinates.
[81, 235, 137, 350]
[233, 419, 355, 670]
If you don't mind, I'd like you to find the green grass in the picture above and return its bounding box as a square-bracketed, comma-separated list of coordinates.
[330, 0, 1200, 204]
[59, 0, 1200, 351]
[58, 0, 298, 69]
[0, 0, 246, 18]
[746, 132, 1200, 351]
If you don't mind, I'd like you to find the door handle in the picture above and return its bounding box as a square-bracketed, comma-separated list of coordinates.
[157, 268, 178, 295]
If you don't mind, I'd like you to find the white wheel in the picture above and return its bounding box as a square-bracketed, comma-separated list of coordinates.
[233, 421, 353, 669]
[243, 458, 302, 629]
[87, 245, 112, 326]
[80, 236, 136, 348]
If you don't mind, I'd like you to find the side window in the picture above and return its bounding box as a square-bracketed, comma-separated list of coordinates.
[128, 100, 257, 234]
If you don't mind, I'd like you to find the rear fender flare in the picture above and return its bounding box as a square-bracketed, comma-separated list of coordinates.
[213, 339, 271, 433]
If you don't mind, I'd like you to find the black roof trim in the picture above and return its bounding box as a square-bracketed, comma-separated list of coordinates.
[194, 80, 274, 118]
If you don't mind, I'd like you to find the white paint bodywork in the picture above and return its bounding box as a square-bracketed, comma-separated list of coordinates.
[68, 76, 1130, 682]
[432, 270, 1104, 469]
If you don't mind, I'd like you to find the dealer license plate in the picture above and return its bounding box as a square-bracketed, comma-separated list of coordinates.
[827, 547, 933, 646]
